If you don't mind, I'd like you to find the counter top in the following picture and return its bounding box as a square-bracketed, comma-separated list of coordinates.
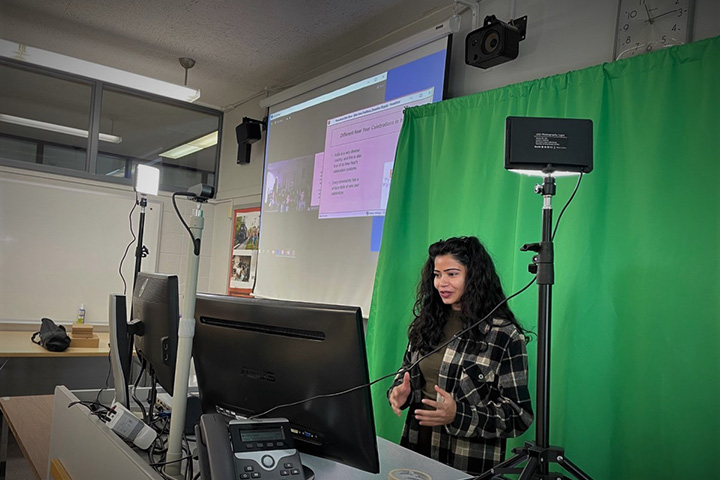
[0, 331, 110, 357]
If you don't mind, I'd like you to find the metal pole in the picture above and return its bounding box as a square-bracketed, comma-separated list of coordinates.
[535, 175, 555, 475]
[133, 196, 148, 287]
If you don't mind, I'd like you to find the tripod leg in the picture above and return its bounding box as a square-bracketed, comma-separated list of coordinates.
[473, 453, 527, 479]
[558, 456, 593, 480]
[517, 456, 539, 480]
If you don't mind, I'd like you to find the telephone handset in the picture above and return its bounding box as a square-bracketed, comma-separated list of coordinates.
[196, 413, 313, 480]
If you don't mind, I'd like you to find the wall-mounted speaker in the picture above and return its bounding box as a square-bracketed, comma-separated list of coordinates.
[235, 122, 262, 145]
[237, 144, 252, 165]
[465, 15, 527, 69]
[235, 117, 266, 165]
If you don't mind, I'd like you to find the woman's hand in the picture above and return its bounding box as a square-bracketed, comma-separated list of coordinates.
[415, 385, 457, 426]
[389, 371, 411, 416]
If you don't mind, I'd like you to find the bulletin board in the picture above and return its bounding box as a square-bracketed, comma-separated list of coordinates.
[227, 207, 260, 296]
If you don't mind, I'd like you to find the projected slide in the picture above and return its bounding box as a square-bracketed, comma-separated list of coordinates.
[318, 89, 434, 219]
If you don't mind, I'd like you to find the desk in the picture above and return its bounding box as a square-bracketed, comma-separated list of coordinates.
[0, 331, 110, 357]
[50, 386, 471, 480]
[0, 331, 112, 397]
[0, 395, 54, 480]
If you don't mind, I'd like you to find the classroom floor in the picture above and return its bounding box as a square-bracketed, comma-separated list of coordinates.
[5, 433, 36, 480]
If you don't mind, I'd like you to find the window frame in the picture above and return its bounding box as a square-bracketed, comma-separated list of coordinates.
[0, 57, 223, 193]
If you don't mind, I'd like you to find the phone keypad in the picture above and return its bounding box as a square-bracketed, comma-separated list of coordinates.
[237, 460, 302, 478]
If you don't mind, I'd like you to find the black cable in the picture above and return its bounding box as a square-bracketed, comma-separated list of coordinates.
[67, 400, 112, 422]
[552, 172, 583, 241]
[119, 192, 139, 295]
[183, 433, 193, 480]
[145, 370, 158, 423]
[172, 191, 196, 243]
[94, 350, 114, 407]
[149, 455, 193, 467]
[148, 432, 179, 480]
[173, 191, 204, 256]
[248, 174, 586, 421]
[67, 400, 112, 413]
[132, 362, 148, 422]
[248, 276, 537, 420]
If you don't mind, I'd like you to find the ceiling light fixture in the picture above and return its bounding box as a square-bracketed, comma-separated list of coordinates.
[0, 39, 201, 103]
[0, 113, 122, 143]
[159, 131, 218, 159]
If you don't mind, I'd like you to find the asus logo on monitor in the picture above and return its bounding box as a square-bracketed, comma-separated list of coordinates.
[240, 367, 276, 382]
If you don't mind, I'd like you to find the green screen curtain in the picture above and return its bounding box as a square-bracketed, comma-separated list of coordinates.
[366, 36, 720, 480]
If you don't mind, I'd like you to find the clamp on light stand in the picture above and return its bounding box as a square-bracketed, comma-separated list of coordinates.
[521, 176, 556, 287]
[164, 183, 215, 479]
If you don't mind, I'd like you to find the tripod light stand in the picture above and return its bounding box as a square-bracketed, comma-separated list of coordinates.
[109, 164, 161, 409]
[474, 116, 595, 480]
[116, 165, 160, 406]
[475, 175, 592, 480]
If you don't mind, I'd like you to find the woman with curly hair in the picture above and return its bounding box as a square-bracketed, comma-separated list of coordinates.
[388, 236, 533, 475]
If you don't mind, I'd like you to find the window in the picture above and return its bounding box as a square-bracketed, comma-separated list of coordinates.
[0, 61, 222, 192]
[0, 63, 93, 171]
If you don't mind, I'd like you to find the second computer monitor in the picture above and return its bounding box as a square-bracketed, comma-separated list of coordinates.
[192, 293, 379, 474]
[132, 272, 180, 395]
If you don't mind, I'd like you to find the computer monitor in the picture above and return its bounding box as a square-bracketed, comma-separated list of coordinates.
[109, 293, 131, 408]
[132, 272, 180, 395]
[192, 293, 380, 474]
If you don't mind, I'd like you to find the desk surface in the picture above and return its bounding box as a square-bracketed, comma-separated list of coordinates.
[0, 331, 110, 357]
[0, 395, 54, 479]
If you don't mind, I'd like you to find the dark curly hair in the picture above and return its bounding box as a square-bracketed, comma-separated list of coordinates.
[408, 236, 525, 354]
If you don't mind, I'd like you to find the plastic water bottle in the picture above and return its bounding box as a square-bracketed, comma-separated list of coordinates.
[77, 304, 86, 323]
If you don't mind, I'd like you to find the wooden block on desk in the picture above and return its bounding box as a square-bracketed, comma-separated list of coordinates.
[70, 332, 94, 338]
[70, 324, 94, 335]
[69, 333, 99, 348]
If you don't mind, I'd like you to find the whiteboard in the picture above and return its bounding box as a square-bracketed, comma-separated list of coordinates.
[0, 174, 161, 324]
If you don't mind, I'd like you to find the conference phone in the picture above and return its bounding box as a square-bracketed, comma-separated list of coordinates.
[196, 413, 313, 480]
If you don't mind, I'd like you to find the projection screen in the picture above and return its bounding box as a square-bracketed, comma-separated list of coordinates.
[255, 31, 451, 314]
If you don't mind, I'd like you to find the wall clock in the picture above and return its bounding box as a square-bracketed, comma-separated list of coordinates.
[615, 0, 694, 60]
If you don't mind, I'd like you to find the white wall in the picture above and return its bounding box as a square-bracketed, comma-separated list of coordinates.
[0, 165, 216, 324]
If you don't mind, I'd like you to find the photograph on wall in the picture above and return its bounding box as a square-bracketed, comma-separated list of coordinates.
[228, 207, 260, 295]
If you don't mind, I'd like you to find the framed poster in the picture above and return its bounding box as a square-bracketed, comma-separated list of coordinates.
[228, 207, 260, 296]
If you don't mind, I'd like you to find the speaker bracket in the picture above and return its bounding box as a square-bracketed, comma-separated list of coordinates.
[455, 0, 481, 30]
[509, 15, 528, 41]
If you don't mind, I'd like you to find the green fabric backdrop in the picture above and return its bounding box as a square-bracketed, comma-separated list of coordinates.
[366, 36, 720, 479]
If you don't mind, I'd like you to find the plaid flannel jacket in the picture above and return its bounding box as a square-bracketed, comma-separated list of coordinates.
[388, 318, 533, 476]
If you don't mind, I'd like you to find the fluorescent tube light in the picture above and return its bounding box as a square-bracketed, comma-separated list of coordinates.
[159, 131, 218, 159]
[0, 113, 122, 143]
[0, 39, 201, 103]
[135, 164, 160, 196]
